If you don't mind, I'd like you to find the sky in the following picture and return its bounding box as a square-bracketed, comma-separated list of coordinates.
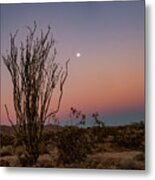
[0, 1, 145, 126]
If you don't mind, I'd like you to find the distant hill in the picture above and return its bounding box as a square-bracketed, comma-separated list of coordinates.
[0, 124, 61, 135]
[0, 121, 144, 135]
[0, 125, 14, 134]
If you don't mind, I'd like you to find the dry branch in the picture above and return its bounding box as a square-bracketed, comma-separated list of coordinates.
[2, 22, 70, 166]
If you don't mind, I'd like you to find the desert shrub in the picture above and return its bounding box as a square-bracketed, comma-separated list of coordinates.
[113, 124, 145, 150]
[42, 131, 53, 143]
[0, 159, 10, 166]
[57, 127, 93, 164]
[0, 145, 14, 157]
[16, 147, 39, 167]
[17, 153, 32, 167]
[15, 145, 26, 157]
[42, 131, 59, 145]
[15, 145, 36, 167]
[0, 133, 14, 146]
[15, 146, 27, 166]
[39, 142, 49, 154]
[36, 154, 54, 167]
[13, 136, 24, 147]
[91, 126, 108, 143]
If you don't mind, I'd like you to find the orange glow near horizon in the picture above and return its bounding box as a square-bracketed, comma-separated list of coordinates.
[1, 50, 144, 124]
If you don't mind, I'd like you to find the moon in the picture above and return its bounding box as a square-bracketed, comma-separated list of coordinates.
[76, 52, 81, 58]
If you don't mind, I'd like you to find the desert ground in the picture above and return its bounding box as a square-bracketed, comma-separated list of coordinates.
[0, 122, 145, 169]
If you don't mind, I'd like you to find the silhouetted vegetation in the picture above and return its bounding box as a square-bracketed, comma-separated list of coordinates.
[58, 127, 93, 165]
[114, 126, 144, 150]
[0, 133, 14, 147]
[92, 112, 105, 127]
[0, 121, 145, 169]
[2, 22, 69, 166]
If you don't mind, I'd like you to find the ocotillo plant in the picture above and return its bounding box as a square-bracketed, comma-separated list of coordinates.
[2, 22, 70, 166]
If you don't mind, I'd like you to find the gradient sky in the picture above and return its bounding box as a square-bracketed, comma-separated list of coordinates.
[0, 1, 145, 125]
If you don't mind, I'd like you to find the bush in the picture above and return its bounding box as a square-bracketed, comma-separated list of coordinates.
[15, 145, 34, 167]
[58, 127, 93, 165]
[42, 131, 53, 143]
[39, 142, 49, 154]
[0, 133, 14, 146]
[42, 131, 59, 145]
[114, 126, 144, 149]
[0, 145, 14, 157]
[15, 145, 26, 157]
[91, 127, 108, 143]
[0, 159, 10, 166]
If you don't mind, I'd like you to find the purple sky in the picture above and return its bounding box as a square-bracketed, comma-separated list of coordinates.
[1, 1, 145, 125]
